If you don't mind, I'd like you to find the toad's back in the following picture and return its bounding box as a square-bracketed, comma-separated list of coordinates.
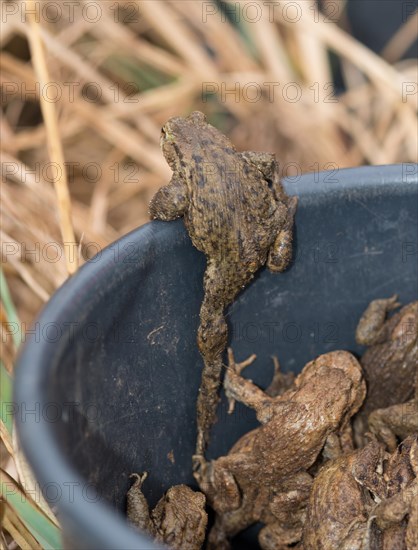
[183, 130, 278, 262]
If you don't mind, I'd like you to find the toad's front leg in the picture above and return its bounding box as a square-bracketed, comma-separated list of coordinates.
[149, 174, 189, 221]
[224, 348, 275, 424]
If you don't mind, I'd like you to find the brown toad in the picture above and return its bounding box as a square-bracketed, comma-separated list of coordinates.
[302, 440, 387, 550]
[127, 472, 207, 550]
[368, 372, 418, 452]
[373, 436, 418, 549]
[194, 349, 366, 549]
[302, 437, 418, 550]
[149, 111, 297, 456]
[353, 297, 418, 447]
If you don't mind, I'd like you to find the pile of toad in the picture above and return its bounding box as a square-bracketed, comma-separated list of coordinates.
[127, 297, 417, 550]
[126, 113, 417, 549]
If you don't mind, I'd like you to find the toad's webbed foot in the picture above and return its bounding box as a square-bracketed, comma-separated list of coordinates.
[225, 348, 257, 413]
[228, 348, 257, 377]
[224, 348, 274, 424]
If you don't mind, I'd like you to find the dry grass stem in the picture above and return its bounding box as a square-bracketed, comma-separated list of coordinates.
[139, 0, 219, 79]
[381, 9, 418, 63]
[247, 14, 296, 81]
[292, 1, 332, 86]
[276, 3, 414, 102]
[25, 0, 78, 274]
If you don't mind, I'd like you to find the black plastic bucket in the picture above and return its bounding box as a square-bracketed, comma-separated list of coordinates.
[14, 164, 418, 549]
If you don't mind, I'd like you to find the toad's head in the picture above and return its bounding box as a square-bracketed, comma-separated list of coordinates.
[160, 111, 208, 171]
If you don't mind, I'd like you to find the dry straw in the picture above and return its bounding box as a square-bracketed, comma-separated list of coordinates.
[25, 0, 78, 274]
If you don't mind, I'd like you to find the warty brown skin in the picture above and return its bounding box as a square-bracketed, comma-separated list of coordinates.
[194, 349, 366, 550]
[127, 473, 207, 550]
[368, 371, 418, 452]
[302, 441, 386, 550]
[374, 436, 418, 550]
[302, 436, 418, 550]
[149, 111, 297, 456]
[353, 298, 418, 447]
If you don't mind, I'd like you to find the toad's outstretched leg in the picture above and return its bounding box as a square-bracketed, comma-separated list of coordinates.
[195, 260, 248, 457]
[195, 352, 224, 457]
[195, 197, 297, 457]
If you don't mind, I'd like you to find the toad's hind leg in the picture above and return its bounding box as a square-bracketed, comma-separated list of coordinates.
[195, 260, 248, 456]
[195, 354, 224, 456]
